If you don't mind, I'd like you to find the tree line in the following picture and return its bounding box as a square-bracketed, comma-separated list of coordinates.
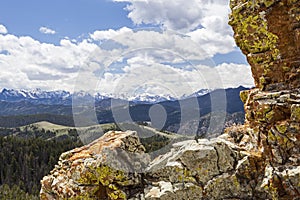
[0, 133, 82, 197]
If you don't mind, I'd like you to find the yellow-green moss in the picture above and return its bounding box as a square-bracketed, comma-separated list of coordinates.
[232, 175, 241, 189]
[266, 110, 275, 122]
[255, 104, 273, 122]
[175, 167, 197, 183]
[275, 124, 288, 134]
[268, 130, 277, 142]
[282, 65, 290, 72]
[77, 165, 128, 200]
[291, 105, 300, 121]
[262, 0, 276, 8]
[259, 76, 267, 89]
[229, 0, 280, 87]
[240, 90, 250, 104]
[229, 3, 279, 55]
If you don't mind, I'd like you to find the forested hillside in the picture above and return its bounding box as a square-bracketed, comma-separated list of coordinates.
[0, 122, 176, 198]
[0, 114, 74, 128]
[0, 135, 82, 197]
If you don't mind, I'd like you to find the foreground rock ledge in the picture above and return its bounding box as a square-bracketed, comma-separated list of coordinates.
[40, 129, 300, 199]
[40, 131, 150, 200]
[41, 1, 300, 199]
[40, 131, 270, 199]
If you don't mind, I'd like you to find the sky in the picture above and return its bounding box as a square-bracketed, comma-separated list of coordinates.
[0, 0, 254, 97]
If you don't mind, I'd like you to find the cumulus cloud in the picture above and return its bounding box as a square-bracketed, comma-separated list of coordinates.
[187, 28, 235, 56]
[0, 25, 253, 94]
[39, 26, 56, 35]
[95, 52, 254, 97]
[0, 24, 7, 34]
[90, 27, 213, 61]
[113, 0, 230, 31]
[0, 33, 98, 91]
[113, 0, 236, 56]
[114, 0, 204, 32]
[90, 27, 132, 41]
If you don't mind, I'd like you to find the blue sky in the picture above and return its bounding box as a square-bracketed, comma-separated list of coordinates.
[0, 0, 253, 97]
[0, 0, 132, 44]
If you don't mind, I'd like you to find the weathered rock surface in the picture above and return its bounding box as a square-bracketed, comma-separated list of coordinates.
[144, 136, 267, 200]
[40, 131, 150, 199]
[229, 0, 300, 91]
[229, 1, 300, 199]
[40, 1, 300, 199]
[40, 131, 270, 199]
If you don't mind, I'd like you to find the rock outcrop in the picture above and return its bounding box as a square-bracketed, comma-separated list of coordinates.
[229, 0, 300, 91]
[40, 131, 150, 199]
[229, 0, 300, 198]
[40, 1, 300, 199]
[41, 131, 269, 199]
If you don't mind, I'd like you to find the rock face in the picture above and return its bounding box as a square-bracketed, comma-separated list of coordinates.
[40, 131, 269, 199]
[40, 1, 300, 199]
[229, 0, 300, 91]
[40, 131, 150, 199]
[229, 0, 300, 199]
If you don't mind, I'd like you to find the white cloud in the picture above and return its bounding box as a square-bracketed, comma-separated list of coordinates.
[113, 0, 229, 31]
[114, 0, 203, 32]
[90, 27, 213, 61]
[0, 33, 98, 91]
[90, 27, 132, 41]
[95, 52, 254, 97]
[113, 0, 236, 57]
[187, 28, 235, 55]
[0, 24, 7, 34]
[212, 63, 254, 89]
[39, 26, 56, 35]
[0, 25, 253, 94]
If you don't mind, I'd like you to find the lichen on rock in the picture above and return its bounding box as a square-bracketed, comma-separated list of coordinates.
[230, 0, 300, 90]
[229, 0, 300, 198]
[40, 131, 150, 199]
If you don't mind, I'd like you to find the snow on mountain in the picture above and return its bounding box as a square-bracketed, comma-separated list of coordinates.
[0, 88, 212, 104]
[0, 88, 72, 104]
[0, 88, 31, 100]
[0, 88, 72, 100]
[127, 93, 176, 103]
[181, 89, 211, 99]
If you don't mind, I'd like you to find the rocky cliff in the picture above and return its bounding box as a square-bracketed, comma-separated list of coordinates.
[40, 1, 300, 199]
[228, 0, 300, 198]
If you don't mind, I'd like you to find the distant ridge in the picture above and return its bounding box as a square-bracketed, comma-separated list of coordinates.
[0, 87, 225, 105]
[0, 86, 248, 134]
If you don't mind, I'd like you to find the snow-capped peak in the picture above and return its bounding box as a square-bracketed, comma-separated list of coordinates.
[0, 88, 72, 104]
[0, 88, 212, 104]
[181, 89, 211, 99]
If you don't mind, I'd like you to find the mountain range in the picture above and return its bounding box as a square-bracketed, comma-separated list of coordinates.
[0, 88, 210, 105]
[0, 86, 248, 136]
